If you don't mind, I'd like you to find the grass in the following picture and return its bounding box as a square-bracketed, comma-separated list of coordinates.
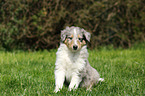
[0, 43, 144, 96]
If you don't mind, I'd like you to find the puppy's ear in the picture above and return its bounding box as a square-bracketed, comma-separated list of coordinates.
[61, 27, 69, 42]
[81, 29, 91, 42]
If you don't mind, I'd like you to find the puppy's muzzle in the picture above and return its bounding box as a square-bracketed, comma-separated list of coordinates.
[73, 45, 78, 50]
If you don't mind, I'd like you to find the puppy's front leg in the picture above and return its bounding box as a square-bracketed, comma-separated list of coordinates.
[69, 73, 81, 91]
[54, 69, 65, 93]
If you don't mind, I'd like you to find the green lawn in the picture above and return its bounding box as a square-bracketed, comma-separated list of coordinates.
[0, 43, 144, 95]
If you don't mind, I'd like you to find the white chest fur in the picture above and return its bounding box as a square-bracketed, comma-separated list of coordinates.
[55, 43, 88, 82]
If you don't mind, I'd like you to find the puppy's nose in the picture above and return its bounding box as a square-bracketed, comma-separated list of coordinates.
[73, 45, 78, 50]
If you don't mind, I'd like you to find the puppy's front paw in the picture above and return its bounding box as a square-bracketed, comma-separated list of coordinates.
[54, 87, 60, 93]
[86, 88, 92, 91]
[68, 87, 76, 91]
[68, 86, 77, 91]
[98, 78, 104, 82]
[68, 87, 72, 91]
[54, 89, 60, 93]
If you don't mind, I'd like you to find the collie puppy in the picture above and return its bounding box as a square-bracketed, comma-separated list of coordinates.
[54, 26, 104, 93]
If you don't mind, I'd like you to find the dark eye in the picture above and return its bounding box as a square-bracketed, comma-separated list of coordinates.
[68, 37, 72, 40]
[78, 38, 83, 42]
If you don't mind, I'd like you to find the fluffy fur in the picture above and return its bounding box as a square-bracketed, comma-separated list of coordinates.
[54, 26, 104, 93]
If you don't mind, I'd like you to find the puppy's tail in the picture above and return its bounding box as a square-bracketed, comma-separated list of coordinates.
[98, 78, 104, 82]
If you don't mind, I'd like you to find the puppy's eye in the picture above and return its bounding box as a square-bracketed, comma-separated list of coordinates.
[78, 38, 83, 42]
[68, 37, 72, 40]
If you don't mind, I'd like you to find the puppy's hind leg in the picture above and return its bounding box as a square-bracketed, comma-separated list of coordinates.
[98, 78, 104, 82]
[86, 78, 104, 91]
[86, 82, 93, 91]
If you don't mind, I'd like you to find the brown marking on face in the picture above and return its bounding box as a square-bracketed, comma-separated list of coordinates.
[64, 35, 74, 50]
[77, 40, 81, 50]
[77, 35, 81, 50]
[64, 38, 68, 44]
[77, 35, 86, 50]
[64, 34, 86, 51]
[82, 40, 86, 45]
[69, 39, 74, 49]
[77, 40, 86, 50]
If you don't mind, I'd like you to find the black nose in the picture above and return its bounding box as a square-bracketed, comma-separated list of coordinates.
[73, 45, 78, 50]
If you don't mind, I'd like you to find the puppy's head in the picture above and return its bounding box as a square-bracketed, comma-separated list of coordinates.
[61, 26, 91, 52]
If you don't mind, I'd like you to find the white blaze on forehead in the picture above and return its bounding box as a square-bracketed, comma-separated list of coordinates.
[73, 28, 78, 38]
[73, 28, 78, 45]
[74, 28, 77, 35]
